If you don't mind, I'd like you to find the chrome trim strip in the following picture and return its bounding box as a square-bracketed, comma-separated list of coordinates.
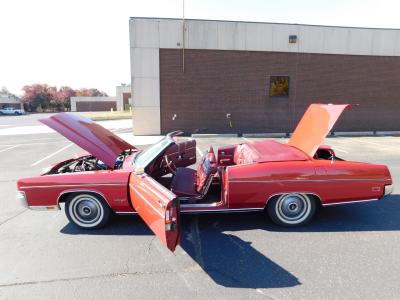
[16, 191, 28, 208]
[114, 208, 264, 214]
[322, 198, 379, 206]
[28, 205, 61, 211]
[385, 184, 394, 196]
[181, 208, 264, 214]
[20, 183, 126, 190]
[130, 184, 164, 218]
[56, 189, 112, 210]
[230, 178, 389, 184]
[181, 201, 224, 209]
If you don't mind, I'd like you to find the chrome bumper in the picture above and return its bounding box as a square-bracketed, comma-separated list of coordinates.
[384, 184, 394, 196]
[16, 191, 28, 208]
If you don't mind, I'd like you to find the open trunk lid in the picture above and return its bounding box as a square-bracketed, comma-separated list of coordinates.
[288, 104, 351, 157]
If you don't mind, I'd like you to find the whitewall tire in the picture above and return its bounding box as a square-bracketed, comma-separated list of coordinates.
[65, 193, 111, 229]
[267, 193, 316, 227]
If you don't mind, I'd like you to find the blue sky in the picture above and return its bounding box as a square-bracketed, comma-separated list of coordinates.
[1, 0, 399, 96]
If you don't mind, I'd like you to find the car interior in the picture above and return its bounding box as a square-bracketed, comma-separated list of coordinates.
[147, 134, 345, 205]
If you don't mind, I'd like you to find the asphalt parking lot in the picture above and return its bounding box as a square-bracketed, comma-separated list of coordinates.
[1, 114, 400, 299]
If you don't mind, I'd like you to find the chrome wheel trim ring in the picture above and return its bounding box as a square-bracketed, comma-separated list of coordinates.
[69, 194, 104, 228]
[275, 193, 311, 225]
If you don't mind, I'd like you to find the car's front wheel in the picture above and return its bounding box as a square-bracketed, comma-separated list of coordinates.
[65, 193, 111, 229]
[267, 193, 316, 227]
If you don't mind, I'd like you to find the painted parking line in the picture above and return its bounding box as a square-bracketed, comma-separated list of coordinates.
[0, 141, 68, 147]
[242, 137, 252, 143]
[354, 138, 400, 151]
[31, 143, 73, 167]
[196, 147, 203, 156]
[330, 146, 349, 154]
[0, 145, 19, 153]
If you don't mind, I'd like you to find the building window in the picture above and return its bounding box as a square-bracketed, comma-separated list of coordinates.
[269, 76, 289, 97]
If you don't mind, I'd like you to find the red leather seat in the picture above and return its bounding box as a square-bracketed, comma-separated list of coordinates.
[196, 147, 217, 193]
[170, 168, 197, 196]
[171, 146, 217, 197]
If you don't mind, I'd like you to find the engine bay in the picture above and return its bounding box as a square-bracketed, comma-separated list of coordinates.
[44, 152, 129, 175]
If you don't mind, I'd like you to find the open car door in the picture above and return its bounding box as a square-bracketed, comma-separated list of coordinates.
[129, 172, 180, 252]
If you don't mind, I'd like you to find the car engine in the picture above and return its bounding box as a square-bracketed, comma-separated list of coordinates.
[44, 153, 128, 175]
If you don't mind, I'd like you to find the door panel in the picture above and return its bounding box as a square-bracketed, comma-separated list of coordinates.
[164, 139, 196, 168]
[129, 173, 180, 252]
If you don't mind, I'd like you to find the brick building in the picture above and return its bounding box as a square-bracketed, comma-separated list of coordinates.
[129, 17, 400, 135]
[70, 85, 132, 112]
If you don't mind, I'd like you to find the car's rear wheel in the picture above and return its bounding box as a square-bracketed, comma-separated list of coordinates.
[267, 193, 316, 227]
[65, 193, 111, 229]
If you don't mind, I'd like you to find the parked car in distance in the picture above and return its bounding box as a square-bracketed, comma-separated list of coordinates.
[16, 104, 393, 252]
[0, 107, 25, 115]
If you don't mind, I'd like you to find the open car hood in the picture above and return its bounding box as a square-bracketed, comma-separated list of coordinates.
[40, 113, 136, 168]
[288, 104, 351, 157]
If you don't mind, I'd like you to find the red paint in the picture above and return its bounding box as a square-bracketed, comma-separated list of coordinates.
[40, 113, 135, 168]
[17, 105, 393, 252]
[289, 104, 351, 157]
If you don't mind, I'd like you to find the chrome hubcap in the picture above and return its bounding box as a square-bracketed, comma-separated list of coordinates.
[276, 193, 310, 224]
[70, 195, 103, 225]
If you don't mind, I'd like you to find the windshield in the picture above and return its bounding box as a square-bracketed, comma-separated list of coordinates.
[134, 138, 173, 169]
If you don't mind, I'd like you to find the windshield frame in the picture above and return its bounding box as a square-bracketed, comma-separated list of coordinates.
[133, 138, 174, 169]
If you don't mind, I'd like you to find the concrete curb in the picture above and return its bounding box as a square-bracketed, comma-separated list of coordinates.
[191, 131, 400, 138]
[191, 133, 239, 138]
[333, 131, 375, 137]
[375, 131, 400, 136]
[242, 133, 288, 138]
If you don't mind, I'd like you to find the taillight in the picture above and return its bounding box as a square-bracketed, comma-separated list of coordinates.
[165, 206, 175, 231]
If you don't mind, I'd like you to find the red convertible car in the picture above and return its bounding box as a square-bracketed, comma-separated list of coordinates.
[17, 104, 393, 251]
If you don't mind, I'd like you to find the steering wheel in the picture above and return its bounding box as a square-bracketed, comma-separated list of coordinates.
[163, 155, 177, 175]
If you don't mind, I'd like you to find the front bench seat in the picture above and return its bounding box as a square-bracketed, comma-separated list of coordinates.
[171, 146, 217, 198]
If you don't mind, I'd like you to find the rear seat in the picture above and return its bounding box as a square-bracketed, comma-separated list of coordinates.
[171, 147, 217, 197]
[233, 144, 255, 165]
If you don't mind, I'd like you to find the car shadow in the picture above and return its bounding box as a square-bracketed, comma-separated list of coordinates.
[60, 214, 153, 236]
[182, 195, 400, 234]
[271, 194, 400, 233]
[60, 214, 300, 289]
[59, 195, 400, 289]
[179, 215, 300, 289]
